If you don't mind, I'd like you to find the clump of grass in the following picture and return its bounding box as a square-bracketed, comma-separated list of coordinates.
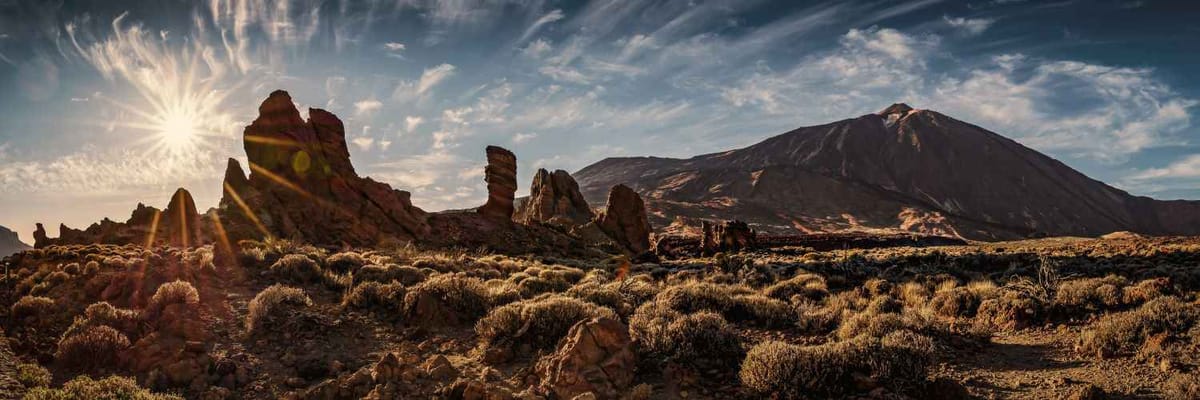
[246, 284, 313, 335]
[342, 282, 406, 316]
[565, 282, 633, 316]
[740, 330, 934, 398]
[1166, 373, 1199, 400]
[728, 294, 796, 328]
[24, 375, 183, 400]
[144, 280, 199, 320]
[763, 273, 828, 302]
[629, 303, 743, 368]
[1055, 275, 1128, 312]
[976, 289, 1042, 331]
[1077, 296, 1198, 358]
[62, 302, 142, 339]
[11, 296, 56, 321]
[353, 264, 426, 287]
[269, 254, 323, 283]
[55, 325, 131, 370]
[403, 274, 493, 326]
[326, 252, 368, 273]
[16, 363, 51, 388]
[476, 295, 616, 358]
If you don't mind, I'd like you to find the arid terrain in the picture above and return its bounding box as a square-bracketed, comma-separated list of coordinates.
[0, 235, 1198, 399]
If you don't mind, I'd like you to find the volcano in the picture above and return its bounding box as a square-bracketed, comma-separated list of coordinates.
[574, 104, 1200, 240]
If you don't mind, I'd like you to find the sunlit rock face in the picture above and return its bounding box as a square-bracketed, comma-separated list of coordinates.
[518, 168, 594, 228]
[477, 146, 518, 221]
[219, 90, 430, 246]
[593, 184, 653, 256]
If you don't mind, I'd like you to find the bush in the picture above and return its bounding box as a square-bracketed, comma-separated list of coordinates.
[326, 252, 368, 273]
[270, 254, 323, 283]
[976, 290, 1042, 331]
[25, 375, 183, 400]
[928, 287, 982, 318]
[16, 362, 51, 388]
[1166, 373, 1199, 400]
[515, 276, 571, 298]
[145, 280, 199, 319]
[727, 294, 796, 328]
[565, 282, 632, 316]
[630, 303, 743, 367]
[62, 302, 142, 339]
[342, 282, 406, 316]
[655, 282, 752, 315]
[740, 330, 934, 398]
[354, 264, 426, 287]
[476, 295, 616, 357]
[403, 274, 493, 326]
[1077, 296, 1198, 358]
[246, 285, 313, 334]
[56, 325, 131, 370]
[1055, 275, 1128, 312]
[11, 296, 56, 321]
[763, 273, 828, 302]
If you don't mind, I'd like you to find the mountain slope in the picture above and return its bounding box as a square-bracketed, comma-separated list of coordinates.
[574, 104, 1200, 240]
[0, 225, 30, 258]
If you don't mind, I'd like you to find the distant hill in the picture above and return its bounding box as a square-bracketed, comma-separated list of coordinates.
[574, 104, 1200, 240]
[0, 225, 30, 258]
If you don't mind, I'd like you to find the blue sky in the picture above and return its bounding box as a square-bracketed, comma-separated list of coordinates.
[0, 0, 1198, 243]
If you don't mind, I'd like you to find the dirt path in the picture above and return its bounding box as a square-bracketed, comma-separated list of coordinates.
[936, 328, 1173, 399]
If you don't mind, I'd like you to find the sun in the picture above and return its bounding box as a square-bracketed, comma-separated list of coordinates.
[156, 107, 201, 153]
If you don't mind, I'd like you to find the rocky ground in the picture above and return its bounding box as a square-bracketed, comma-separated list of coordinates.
[0, 235, 1197, 399]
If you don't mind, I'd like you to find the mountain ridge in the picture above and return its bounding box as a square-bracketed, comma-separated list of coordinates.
[574, 105, 1200, 240]
[0, 225, 30, 257]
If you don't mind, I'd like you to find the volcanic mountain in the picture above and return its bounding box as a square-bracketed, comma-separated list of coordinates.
[0, 225, 30, 257]
[575, 104, 1200, 240]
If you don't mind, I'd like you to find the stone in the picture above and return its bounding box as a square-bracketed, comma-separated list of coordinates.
[32, 223, 48, 249]
[593, 185, 652, 256]
[536, 317, 636, 400]
[163, 188, 202, 247]
[519, 169, 593, 228]
[700, 220, 756, 255]
[478, 146, 518, 221]
[424, 355, 458, 381]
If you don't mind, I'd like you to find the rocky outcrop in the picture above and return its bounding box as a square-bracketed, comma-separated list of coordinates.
[518, 169, 594, 228]
[217, 90, 430, 245]
[536, 317, 636, 399]
[0, 225, 30, 257]
[163, 188, 202, 248]
[477, 146, 518, 221]
[31, 189, 205, 249]
[594, 185, 652, 256]
[700, 220, 756, 255]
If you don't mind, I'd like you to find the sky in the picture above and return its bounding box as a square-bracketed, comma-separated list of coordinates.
[1, 0, 1199, 244]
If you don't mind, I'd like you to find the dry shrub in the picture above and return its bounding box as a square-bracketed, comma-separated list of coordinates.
[63, 263, 81, 275]
[629, 303, 743, 367]
[476, 295, 616, 356]
[342, 282, 406, 315]
[865, 295, 903, 315]
[55, 325, 131, 370]
[864, 278, 893, 297]
[976, 290, 1042, 331]
[269, 254, 323, 283]
[898, 281, 932, 309]
[83, 260, 101, 275]
[24, 375, 183, 400]
[354, 264, 426, 287]
[144, 280, 199, 320]
[929, 286, 981, 318]
[763, 273, 828, 302]
[516, 276, 571, 298]
[326, 251, 368, 273]
[728, 294, 796, 328]
[246, 284, 313, 334]
[1077, 296, 1198, 358]
[655, 282, 751, 315]
[740, 330, 934, 398]
[62, 302, 141, 339]
[1123, 278, 1172, 305]
[565, 282, 632, 316]
[16, 363, 51, 388]
[403, 274, 493, 324]
[1055, 275, 1128, 312]
[11, 296, 56, 321]
[1166, 373, 1200, 400]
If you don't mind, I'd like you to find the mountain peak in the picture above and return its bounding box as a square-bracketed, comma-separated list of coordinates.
[877, 103, 915, 116]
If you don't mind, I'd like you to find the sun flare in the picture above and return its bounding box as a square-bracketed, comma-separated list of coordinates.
[156, 107, 201, 152]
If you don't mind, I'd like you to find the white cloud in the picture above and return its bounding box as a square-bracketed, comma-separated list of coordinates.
[1129, 155, 1200, 180]
[418, 63, 456, 94]
[943, 16, 995, 36]
[405, 116, 424, 133]
[351, 137, 375, 151]
[512, 132, 537, 143]
[354, 99, 383, 116]
[521, 38, 553, 59]
[516, 9, 565, 44]
[384, 42, 406, 51]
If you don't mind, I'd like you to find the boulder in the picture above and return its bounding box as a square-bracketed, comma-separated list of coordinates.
[593, 185, 652, 256]
[477, 146, 518, 221]
[163, 188, 202, 247]
[519, 169, 593, 228]
[700, 220, 756, 255]
[536, 317, 636, 400]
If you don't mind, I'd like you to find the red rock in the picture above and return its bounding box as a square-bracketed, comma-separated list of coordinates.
[478, 146, 518, 221]
[594, 185, 652, 256]
[518, 169, 593, 228]
[700, 220, 756, 255]
[536, 317, 636, 400]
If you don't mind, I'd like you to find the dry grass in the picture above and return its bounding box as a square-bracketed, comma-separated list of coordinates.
[475, 295, 616, 358]
[629, 302, 743, 367]
[24, 375, 183, 400]
[11, 296, 56, 321]
[144, 280, 200, 319]
[741, 330, 934, 398]
[16, 363, 51, 388]
[269, 254, 323, 283]
[246, 284, 313, 334]
[342, 282, 406, 316]
[55, 325, 131, 370]
[403, 274, 494, 325]
[1077, 296, 1198, 358]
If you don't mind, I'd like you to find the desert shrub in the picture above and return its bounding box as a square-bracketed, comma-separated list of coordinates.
[864, 278, 893, 297]
[83, 260, 101, 275]
[246, 284, 313, 334]
[11, 296, 56, 321]
[412, 257, 460, 273]
[1123, 278, 1172, 305]
[565, 282, 633, 316]
[763, 273, 828, 302]
[56, 325, 131, 370]
[538, 266, 586, 285]
[928, 286, 982, 318]
[63, 263, 81, 275]
[16, 362, 51, 388]
[865, 295, 903, 315]
[403, 274, 493, 324]
[976, 290, 1042, 331]
[655, 282, 752, 315]
[62, 302, 142, 339]
[629, 303, 743, 367]
[24, 375, 183, 400]
[1077, 296, 1198, 358]
[1055, 275, 1128, 312]
[898, 281, 932, 308]
[342, 282, 406, 316]
[326, 252, 368, 273]
[727, 294, 796, 328]
[269, 254, 323, 283]
[145, 280, 199, 319]
[613, 276, 661, 305]
[1166, 373, 1200, 400]
[740, 330, 934, 398]
[516, 276, 571, 298]
[476, 295, 616, 356]
[354, 264, 426, 287]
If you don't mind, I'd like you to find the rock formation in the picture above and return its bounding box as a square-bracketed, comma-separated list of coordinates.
[477, 146, 518, 221]
[0, 225, 30, 257]
[575, 103, 1200, 240]
[536, 317, 636, 399]
[700, 220, 756, 255]
[216, 90, 429, 245]
[593, 185, 652, 256]
[162, 188, 202, 248]
[518, 169, 594, 228]
[31, 189, 204, 249]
